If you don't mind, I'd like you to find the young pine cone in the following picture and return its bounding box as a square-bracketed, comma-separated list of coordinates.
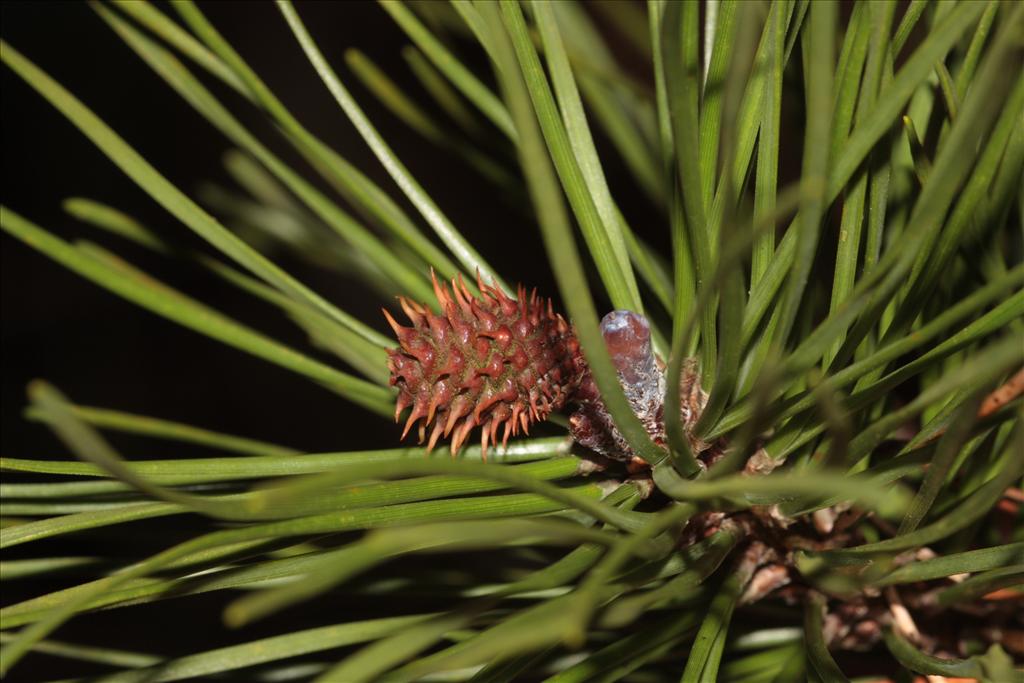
[386, 276, 710, 464]
[384, 273, 585, 457]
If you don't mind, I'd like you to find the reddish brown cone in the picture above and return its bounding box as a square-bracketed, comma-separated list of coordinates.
[386, 272, 584, 458]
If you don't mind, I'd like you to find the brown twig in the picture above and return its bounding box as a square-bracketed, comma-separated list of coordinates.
[902, 367, 1024, 451]
[977, 367, 1024, 418]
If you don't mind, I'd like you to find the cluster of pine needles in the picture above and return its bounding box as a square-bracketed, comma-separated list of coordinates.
[2, 1, 1022, 681]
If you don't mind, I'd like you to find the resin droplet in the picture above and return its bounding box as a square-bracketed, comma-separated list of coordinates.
[600, 310, 657, 389]
[570, 310, 711, 465]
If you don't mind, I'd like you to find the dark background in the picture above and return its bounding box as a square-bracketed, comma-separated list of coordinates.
[2, 0, 659, 460]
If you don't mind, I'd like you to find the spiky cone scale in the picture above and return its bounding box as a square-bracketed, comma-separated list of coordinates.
[385, 273, 585, 458]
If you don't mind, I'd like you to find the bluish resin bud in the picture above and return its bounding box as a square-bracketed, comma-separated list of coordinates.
[600, 310, 656, 387]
